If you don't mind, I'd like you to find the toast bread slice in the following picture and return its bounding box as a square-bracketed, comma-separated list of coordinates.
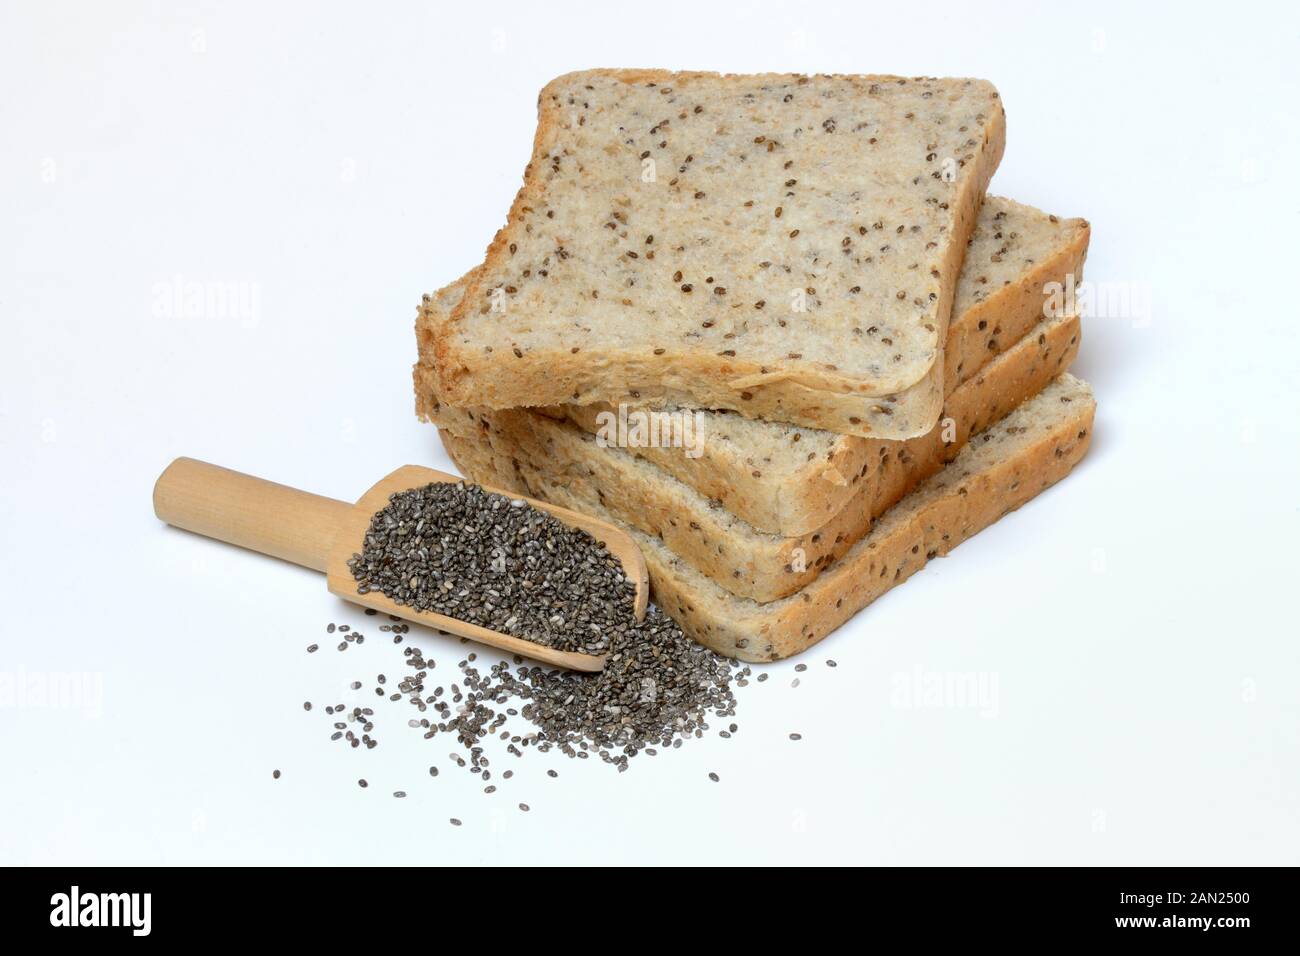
[430, 70, 1006, 438]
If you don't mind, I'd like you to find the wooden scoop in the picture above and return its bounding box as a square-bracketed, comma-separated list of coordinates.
[152, 457, 649, 672]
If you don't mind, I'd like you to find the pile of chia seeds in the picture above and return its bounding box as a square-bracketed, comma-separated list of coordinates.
[290, 481, 838, 815]
[348, 482, 637, 656]
[339, 482, 747, 768]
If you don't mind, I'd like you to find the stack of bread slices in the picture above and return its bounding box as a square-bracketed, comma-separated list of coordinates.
[415, 70, 1094, 662]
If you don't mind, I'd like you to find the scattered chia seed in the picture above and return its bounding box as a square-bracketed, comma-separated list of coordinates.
[826, 659, 837, 668]
[794, 663, 807, 672]
[393, 791, 406, 798]
[307, 644, 318, 653]
[519, 803, 530, 812]
[358, 779, 368, 788]
[272, 769, 281, 779]
[789, 733, 802, 741]
[708, 772, 719, 783]
[303, 701, 311, 711]
[450, 818, 462, 826]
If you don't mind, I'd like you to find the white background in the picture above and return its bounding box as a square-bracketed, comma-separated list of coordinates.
[2, 0, 1298, 866]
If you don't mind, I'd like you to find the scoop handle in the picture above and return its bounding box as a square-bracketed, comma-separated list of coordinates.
[153, 457, 352, 572]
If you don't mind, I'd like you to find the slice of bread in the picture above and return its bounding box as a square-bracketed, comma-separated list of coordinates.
[429, 70, 1006, 439]
[417, 197, 1089, 534]
[421, 309, 1079, 601]
[441, 374, 1095, 661]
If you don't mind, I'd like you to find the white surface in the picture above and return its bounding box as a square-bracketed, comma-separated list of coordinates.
[2, 0, 1298, 866]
